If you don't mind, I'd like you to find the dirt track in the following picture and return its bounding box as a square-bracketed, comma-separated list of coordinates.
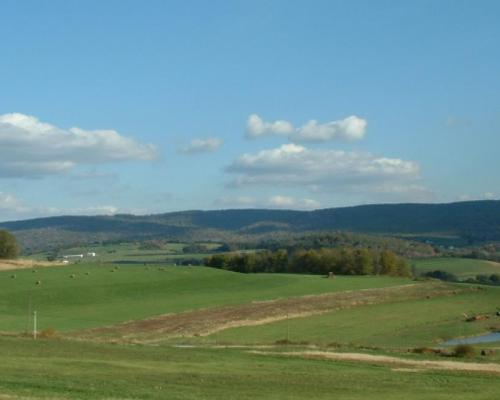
[253, 350, 500, 374]
[77, 282, 462, 343]
[0, 259, 61, 271]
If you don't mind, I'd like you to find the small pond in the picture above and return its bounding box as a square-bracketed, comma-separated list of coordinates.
[443, 332, 500, 346]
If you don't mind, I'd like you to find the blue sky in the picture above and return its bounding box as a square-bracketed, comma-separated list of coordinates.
[0, 0, 499, 221]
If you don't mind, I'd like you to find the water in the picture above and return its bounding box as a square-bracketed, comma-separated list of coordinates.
[443, 332, 500, 345]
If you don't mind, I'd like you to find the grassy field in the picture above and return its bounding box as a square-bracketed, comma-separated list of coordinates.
[413, 257, 500, 278]
[0, 264, 408, 332]
[0, 336, 498, 400]
[200, 285, 500, 349]
[1, 262, 499, 399]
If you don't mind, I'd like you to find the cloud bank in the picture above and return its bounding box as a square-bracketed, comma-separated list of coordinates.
[0, 113, 158, 178]
[227, 144, 429, 200]
[246, 114, 367, 142]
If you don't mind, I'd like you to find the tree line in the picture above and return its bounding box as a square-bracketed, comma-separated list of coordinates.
[204, 248, 411, 277]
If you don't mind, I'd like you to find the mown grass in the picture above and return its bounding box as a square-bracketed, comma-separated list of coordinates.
[413, 257, 500, 278]
[201, 284, 500, 349]
[0, 336, 498, 400]
[0, 264, 409, 332]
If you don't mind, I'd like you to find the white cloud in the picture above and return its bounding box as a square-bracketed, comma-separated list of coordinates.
[226, 144, 428, 201]
[181, 137, 222, 154]
[458, 192, 497, 201]
[0, 191, 118, 221]
[215, 195, 320, 210]
[246, 114, 367, 142]
[267, 195, 320, 209]
[0, 192, 27, 214]
[246, 114, 294, 138]
[0, 113, 158, 178]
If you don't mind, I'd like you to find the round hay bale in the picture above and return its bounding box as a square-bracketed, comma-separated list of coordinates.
[36, 280, 41, 285]
[11, 274, 16, 279]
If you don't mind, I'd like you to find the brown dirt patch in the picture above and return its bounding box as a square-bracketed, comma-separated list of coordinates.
[76, 282, 461, 343]
[256, 350, 500, 374]
[0, 259, 62, 271]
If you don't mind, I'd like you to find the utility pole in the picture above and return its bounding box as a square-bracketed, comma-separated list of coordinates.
[33, 311, 37, 340]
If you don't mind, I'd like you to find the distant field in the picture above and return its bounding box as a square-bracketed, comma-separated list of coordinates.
[0, 264, 408, 332]
[412, 257, 500, 278]
[29, 241, 219, 265]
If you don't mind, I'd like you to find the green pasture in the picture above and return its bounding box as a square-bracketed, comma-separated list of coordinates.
[0, 336, 498, 400]
[413, 257, 500, 278]
[199, 285, 500, 349]
[0, 264, 408, 332]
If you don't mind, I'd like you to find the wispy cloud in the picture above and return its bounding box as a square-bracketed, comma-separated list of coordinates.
[215, 194, 320, 210]
[181, 137, 222, 154]
[0, 191, 119, 221]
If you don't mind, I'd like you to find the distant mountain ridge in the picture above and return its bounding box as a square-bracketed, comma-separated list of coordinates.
[1, 200, 500, 252]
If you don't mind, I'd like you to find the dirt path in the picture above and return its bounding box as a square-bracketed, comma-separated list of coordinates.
[252, 350, 500, 374]
[0, 259, 62, 271]
[76, 282, 462, 343]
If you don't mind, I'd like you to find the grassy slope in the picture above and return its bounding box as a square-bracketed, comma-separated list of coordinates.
[203, 285, 500, 348]
[0, 337, 498, 400]
[0, 264, 408, 332]
[413, 258, 500, 278]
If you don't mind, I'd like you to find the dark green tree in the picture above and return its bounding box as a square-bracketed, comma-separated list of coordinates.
[0, 230, 19, 259]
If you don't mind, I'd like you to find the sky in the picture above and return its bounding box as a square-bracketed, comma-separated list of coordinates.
[0, 0, 499, 221]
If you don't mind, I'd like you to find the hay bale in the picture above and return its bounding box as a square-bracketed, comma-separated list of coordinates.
[11, 274, 16, 279]
[36, 280, 41, 285]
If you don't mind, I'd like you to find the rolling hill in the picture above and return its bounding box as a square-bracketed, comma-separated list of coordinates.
[1, 200, 500, 252]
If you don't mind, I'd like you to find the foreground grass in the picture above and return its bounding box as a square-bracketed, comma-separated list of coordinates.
[0, 336, 498, 400]
[413, 258, 500, 278]
[0, 265, 408, 332]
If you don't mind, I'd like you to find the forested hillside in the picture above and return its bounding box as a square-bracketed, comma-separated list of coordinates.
[1, 200, 499, 252]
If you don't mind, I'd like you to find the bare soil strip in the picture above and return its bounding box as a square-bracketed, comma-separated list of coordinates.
[0, 259, 62, 271]
[252, 350, 500, 374]
[76, 282, 462, 343]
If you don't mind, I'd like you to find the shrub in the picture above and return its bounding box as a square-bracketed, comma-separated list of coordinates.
[39, 328, 57, 338]
[453, 344, 475, 358]
[412, 347, 441, 355]
[424, 270, 457, 282]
